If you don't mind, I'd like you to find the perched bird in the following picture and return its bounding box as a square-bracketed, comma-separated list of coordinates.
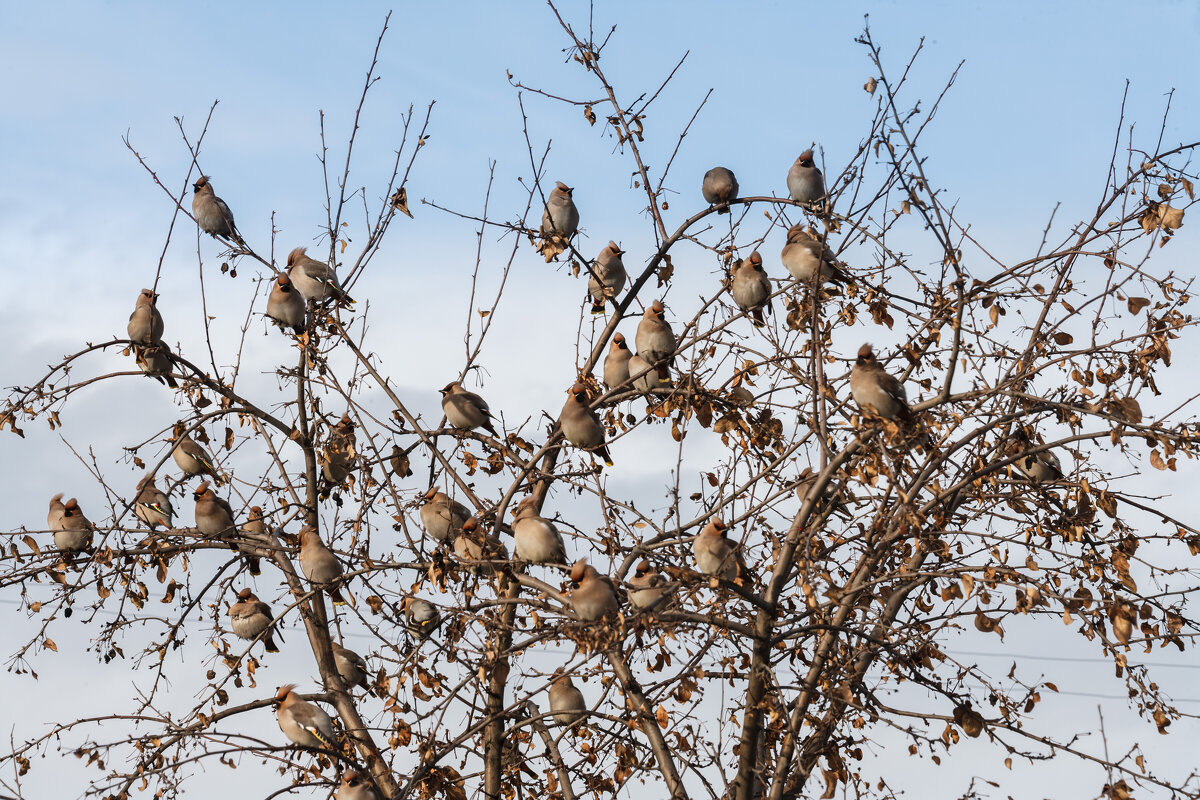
[440, 382, 498, 437]
[849, 344, 911, 422]
[403, 597, 441, 638]
[559, 384, 613, 466]
[780, 225, 849, 285]
[603, 333, 633, 390]
[337, 771, 379, 800]
[627, 559, 668, 610]
[275, 685, 336, 749]
[172, 433, 219, 481]
[389, 445, 413, 478]
[694, 517, 743, 582]
[787, 148, 825, 205]
[702, 166, 739, 213]
[286, 247, 353, 305]
[512, 497, 567, 564]
[133, 474, 174, 530]
[635, 300, 676, 379]
[47, 494, 67, 534]
[299, 526, 346, 605]
[332, 642, 370, 691]
[266, 273, 307, 335]
[1009, 431, 1064, 483]
[55, 498, 94, 555]
[453, 516, 506, 566]
[134, 342, 178, 388]
[731, 251, 772, 326]
[540, 181, 580, 240]
[588, 242, 627, 314]
[419, 488, 470, 543]
[629, 352, 670, 393]
[243, 505, 269, 540]
[241, 505, 270, 575]
[193, 481, 236, 538]
[192, 176, 243, 244]
[127, 289, 164, 345]
[795, 467, 852, 519]
[548, 672, 587, 727]
[228, 588, 280, 653]
[568, 559, 619, 622]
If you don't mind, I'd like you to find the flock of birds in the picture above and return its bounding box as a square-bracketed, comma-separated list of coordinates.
[37, 150, 1066, 799]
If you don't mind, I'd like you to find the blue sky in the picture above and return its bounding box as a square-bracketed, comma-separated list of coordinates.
[2, 2, 1199, 799]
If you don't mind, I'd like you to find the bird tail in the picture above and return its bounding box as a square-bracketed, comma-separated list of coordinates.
[328, 586, 347, 606]
[264, 633, 280, 654]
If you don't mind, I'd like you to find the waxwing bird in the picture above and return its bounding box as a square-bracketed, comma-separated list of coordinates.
[795, 467, 852, 520]
[194, 479, 259, 572]
[332, 642, 370, 691]
[193, 481, 236, 538]
[299, 526, 346, 605]
[228, 588, 280, 652]
[389, 445, 413, 478]
[850, 344, 912, 423]
[133, 474, 174, 530]
[568, 559, 619, 621]
[702, 166, 739, 213]
[337, 771, 379, 800]
[548, 672, 587, 727]
[603, 333, 633, 390]
[286, 247, 353, 305]
[134, 342, 178, 388]
[440, 382, 498, 437]
[787, 148, 825, 205]
[1009, 430, 1064, 483]
[127, 289, 164, 345]
[540, 181, 580, 240]
[243, 505, 269, 540]
[275, 685, 336, 749]
[694, 517, 744, 582]
[453, 516, 507, 567]
[635, 300, 676, 379]
[172, 433, 219, 481]
[266, 273, 307, 335]
[403, 597, 441, 638]
[588, 242, 627, 314]
[731, 251, 772, 327]
[47, 494, 66, 534]
[55, 498, 94, 555]
[629, 352, 670, 393]
[512, 497, 567, 564]
[559, 383, 612, 466]
[192, 176, 243, 244]
[780, 224, 849, 285]
[419, 488, 469, 543]
[628, 559, 668, 610]
[241, 505, 269, 575]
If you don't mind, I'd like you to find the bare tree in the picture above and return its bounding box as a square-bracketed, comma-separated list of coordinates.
[2, 7, 1199, 800]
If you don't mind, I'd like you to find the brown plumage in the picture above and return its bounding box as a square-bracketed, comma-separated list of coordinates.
[693, 517, 745, 582]
[266, 273, 307, 335]
[228, 588, 280, 652]
[299, 526, 346, 605]
[127, 288, 164, 345]
[440, 381, 498, 437]
[192, 176, 244, 244]
[849, 344, 911, 422]
[731, 251, 772, 326]
[559, 383, 612, 466]
[702, 166, 739, 213]
[568, 559, 619, 621]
